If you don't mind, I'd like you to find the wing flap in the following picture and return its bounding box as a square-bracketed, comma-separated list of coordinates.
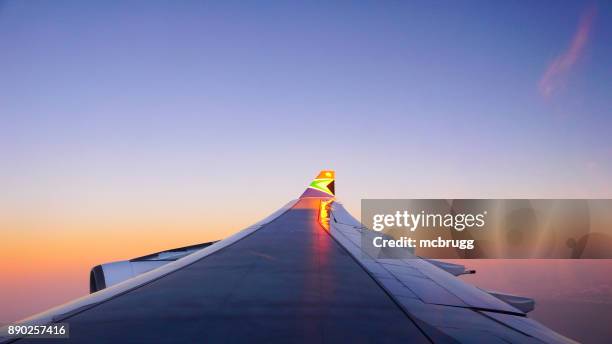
[329, 202, 576, 343]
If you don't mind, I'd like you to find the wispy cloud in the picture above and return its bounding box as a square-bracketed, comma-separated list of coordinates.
[538, 5, 596, 99]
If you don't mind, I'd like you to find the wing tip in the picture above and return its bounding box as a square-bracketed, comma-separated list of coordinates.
[300, 170, 335, 198]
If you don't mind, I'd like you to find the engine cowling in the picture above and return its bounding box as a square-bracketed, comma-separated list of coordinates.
[89, 241, 217, 293]
[90, 260, 167, 293]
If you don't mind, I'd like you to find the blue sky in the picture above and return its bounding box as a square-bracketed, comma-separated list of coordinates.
[1, 1, 611, 220]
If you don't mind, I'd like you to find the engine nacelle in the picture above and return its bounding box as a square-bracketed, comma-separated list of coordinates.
[89, 241, 217, 293]
[90, 260, 167, 293]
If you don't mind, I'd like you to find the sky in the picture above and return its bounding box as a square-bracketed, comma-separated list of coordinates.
[1, 0, 611, 337]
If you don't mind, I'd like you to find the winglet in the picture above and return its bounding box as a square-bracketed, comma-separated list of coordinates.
[300, 170, 335, 198]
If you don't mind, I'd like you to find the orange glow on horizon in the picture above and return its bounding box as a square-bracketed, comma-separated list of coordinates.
[0, 207, 267, 324]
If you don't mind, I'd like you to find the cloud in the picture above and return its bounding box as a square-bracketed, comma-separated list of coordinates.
[538, 5, 596, 99]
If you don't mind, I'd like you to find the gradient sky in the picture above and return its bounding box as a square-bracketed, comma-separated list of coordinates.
[1, 0, 612, 332]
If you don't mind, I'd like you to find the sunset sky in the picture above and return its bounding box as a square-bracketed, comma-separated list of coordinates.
[1, 1, 611, 338]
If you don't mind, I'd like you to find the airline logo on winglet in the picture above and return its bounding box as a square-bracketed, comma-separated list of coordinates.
[300, 170, 335, 198]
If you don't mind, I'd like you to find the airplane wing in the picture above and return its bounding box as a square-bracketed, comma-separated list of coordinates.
[1, 171, 576, 343]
